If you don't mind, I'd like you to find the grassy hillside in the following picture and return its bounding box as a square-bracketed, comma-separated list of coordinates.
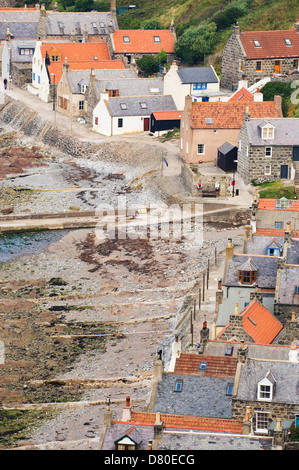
[116, 0, 298, 41]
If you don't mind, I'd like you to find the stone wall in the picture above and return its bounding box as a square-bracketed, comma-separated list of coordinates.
[11, 64, 32, 89]
[232, 398, 299, 427]
[244, 58, 299, 87]
[274, 302, 299, 324]
[238, 120, 294, 184]
[221, 27, 245, 90]
[216, 315, 253, 342]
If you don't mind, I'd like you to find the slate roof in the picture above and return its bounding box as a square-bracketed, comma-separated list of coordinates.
[102, 422, 154, 450]
[204, 340, 295, 361]
[236, 358, 299, 403]
[177, 65, 218, 84]
[159, 431, 272, 450]
[153, 373, 234, 418]
[49, 60, 123, 84]
[0, 23, 38, 40]
[225, 254, 278, 288]
[173, 354, 238, 378]
[189, 101, 280, 129]
[277, 265, 299, 304]
[45, 11, 117, 36]
[240, 28, 299, 59]
[105, 95, 177, 117]
[218, 141, 235, 154]
[247, 118, 299, 146]
[93, 77, 163, 98]
[112, 29, 175, 54]
[66, 64, 127, 93]
[7, 40, 36, 63]
[286, 238, 299, 264]
[245, 235, 284, 256]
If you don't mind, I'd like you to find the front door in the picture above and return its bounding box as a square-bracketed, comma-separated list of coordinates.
[143, 117, 150, 131]
[274, 60, 281, 73]
[280, 164, 288, 179]
[293, 147, 299, 161]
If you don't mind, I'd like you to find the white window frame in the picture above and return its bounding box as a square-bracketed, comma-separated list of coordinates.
[262, 126, 274, 139]
[257, 377, 274, 401]
[255, 411, 270, 433]
[197, 144, 205, 155]
[265, 164, 271, 176]
[265, 146, 272, 157]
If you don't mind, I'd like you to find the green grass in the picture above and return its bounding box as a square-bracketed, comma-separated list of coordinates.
[256, 181, 296, 199]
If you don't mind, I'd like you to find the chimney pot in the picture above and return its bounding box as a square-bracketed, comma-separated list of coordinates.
[148, 441, 153, 450]
[234, 302, 239, 315]
[292, 312, 296, 322]
[126, 396, 130, 407]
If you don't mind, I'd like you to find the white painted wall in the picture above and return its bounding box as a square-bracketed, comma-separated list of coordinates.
[1, 42, 9, 81]
[164, 63, 220, 109]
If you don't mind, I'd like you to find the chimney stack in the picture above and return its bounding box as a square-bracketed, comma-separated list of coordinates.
[122, 396, 132, 422]
[226, 238, 234, 260]
[243, 406, 251, 435]
[103, 397, 113, 427]
[237, 339, 248, 363]
[274, 95, 283, 117]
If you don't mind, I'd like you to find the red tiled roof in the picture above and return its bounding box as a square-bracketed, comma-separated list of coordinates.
[152, 110, 182, 120]
[241, 300, 283, 344]
[173, 354, 238, 378]
[217, 300, 283, 345]
[47, 59, 124, 84]
[258, 198, 299, 211]
[255, 228, 299, 237]
[228, 87, 254, 102]
[240, 29, 299, 59]
[41, 42, 110, 62]
[114, 411, 243, 434]
[190, 101, 280, 129]
[112, 29, 175, 54]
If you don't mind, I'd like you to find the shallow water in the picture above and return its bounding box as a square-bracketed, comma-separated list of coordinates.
[0, 229, 70, 263]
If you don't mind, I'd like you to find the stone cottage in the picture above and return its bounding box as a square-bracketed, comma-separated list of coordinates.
[1, 36, 35, 87]
[221, 22, 299, 90]
[237, 114, 299, 184]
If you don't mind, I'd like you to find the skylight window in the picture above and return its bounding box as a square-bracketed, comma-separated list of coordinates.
[285, 38, 292, 46]
[226, 383, 234, 396]
[199, 361, 207, 371]
[174, 380, 183, 392]
[123, 36, 130, 43]
[92, 22, 97, 28]
[150, 87, 160, 94]
[99, 22, 105, 28]
[140, 102, 147, 109]
[205, 117, 213, 125]
[154, 36, 161, 43]
[120, 103, 127, 110]
[253, 40, 261, 47]
[247, 316, 257, 327]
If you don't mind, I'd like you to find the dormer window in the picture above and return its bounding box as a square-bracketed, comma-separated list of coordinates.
[238, 270, 257, 284]
[80, 84, 87, 94]
[253, 40, 261, 47]
[238, 257, 258, 285]
[285, 38, 292, 46]
[257, 370, 276, 401]
[261, 125, 274, 139]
